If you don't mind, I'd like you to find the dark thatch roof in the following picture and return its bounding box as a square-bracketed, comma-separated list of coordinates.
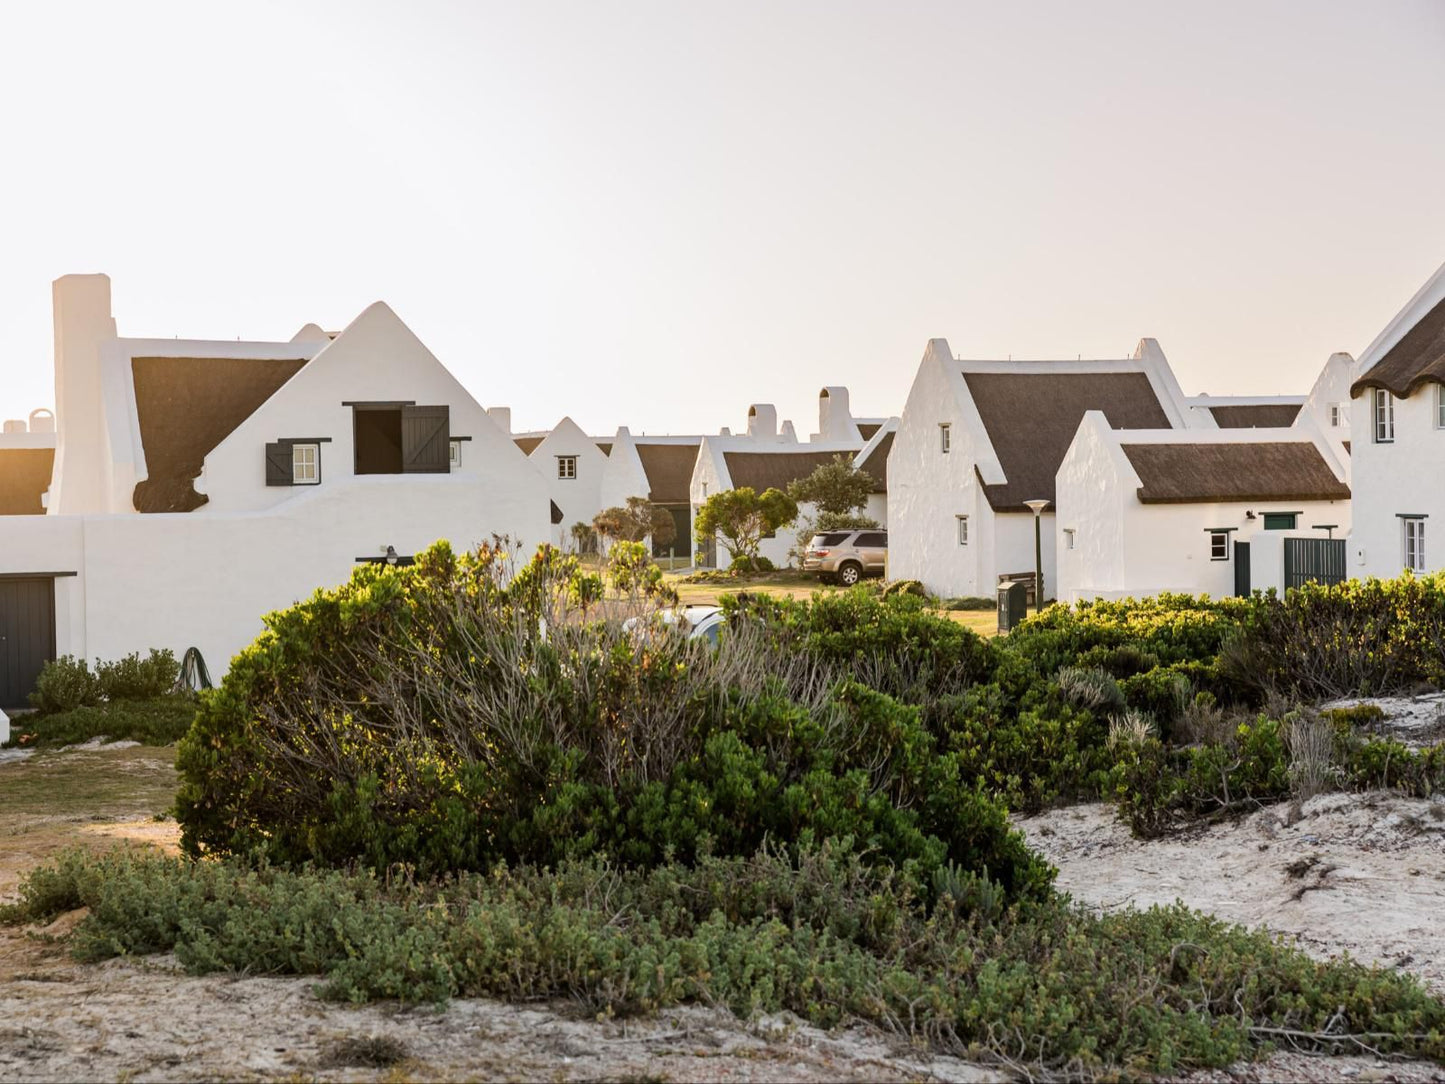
[514, 435, 545, 455]
[0, 448, 54, 515]
[855, 430, 893, 494]
[963, 371, 1172, 512]
[1351, 294, 1445, 399]
[1121, 442, 1350, 504]
[1208, 403, 1302, 428]
[131, 356, 308, 513]
[722, 449, 852, 494]
[857, 422, 883, 442]
[636, 442, 700, 505]
[595, 441, 612, 456]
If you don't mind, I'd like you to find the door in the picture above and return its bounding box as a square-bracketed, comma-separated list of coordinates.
[401, 405, 451, 473]
[1233, 541, 1251, 598]
[0, 577, 56, 709]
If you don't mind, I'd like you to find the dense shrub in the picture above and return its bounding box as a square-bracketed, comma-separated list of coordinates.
[3, 695, 197, 749]
[728, 554, 775, 573]
[176, 542, 1048, 901]
[28, 656, 100, 713]
[29, 649, 179, 713]
[10, 846, 1445, 1076]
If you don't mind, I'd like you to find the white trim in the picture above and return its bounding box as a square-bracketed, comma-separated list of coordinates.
[557, 454, 578, 480]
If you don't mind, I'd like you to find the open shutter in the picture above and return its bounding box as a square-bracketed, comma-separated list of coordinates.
[401, 405, 450, 473]
[265, 442, 293, 486]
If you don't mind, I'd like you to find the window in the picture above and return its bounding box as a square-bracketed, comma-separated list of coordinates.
[1437, 386, 1445, 430]
[291, 443, 319, 485]
[855, 531, 887, 548]
[1374, 389, 1395, 443]
[1209, 531, 1230, 560]
[956, 515, 969, 545]
[1404, 517, 1427, 573]
[450, 440, 462, 467]
[1262, 512, 1298, 531]
[557, 455, 577, 480]
[1063, 528, 1076, 550]
[1329, 403, 1343, 428]
[939, 423, 952, 454]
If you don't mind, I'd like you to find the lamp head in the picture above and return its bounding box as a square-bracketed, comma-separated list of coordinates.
[1023, 499, 1051, 516]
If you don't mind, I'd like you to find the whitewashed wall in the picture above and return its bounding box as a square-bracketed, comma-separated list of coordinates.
[1350, 388, 1444, 577]
[526, 417, 608, 547]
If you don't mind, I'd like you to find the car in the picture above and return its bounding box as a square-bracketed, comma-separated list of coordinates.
[802, 528, 887, 586]
[622, 605, 727, 646]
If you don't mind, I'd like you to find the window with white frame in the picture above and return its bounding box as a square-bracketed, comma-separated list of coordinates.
[1403, 517, 1427, 573]
[291, 443, 319, 485]
[956, 514, 968, 545]
[1063, 528, 1076, 550]
[1374, 389, 1395, 443]
[450, 440, 462, 467]
[557, 455, 578, 480]
[1329, 403, 1343, 428]
[1209, 531, 1230, 560]
[1436, 385, 1445, 430]
[939, 423, 952, 454]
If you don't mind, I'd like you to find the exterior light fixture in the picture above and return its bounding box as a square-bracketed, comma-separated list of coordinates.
[384, 545, 400, 566]
[1023, 499, 1051, 615]
[1245, 511, 1257, 521]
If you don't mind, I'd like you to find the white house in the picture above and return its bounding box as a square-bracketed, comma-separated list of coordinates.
[1055, 412, 1352, 602]
[505, 416, 611, 547]
[1186, 351, 1356, 447]
[1348, 259, 1445, 578]
[596, 428, 704, 562]
[852, 419, 898, 527]
[887, 337, 1207, 600]
[0, 274, 550, 708]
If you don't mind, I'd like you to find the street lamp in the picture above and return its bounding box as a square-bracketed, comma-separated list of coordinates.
[1023, 499, 1050, 615]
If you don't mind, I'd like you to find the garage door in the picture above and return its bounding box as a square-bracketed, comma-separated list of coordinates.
[0, 577, 56, 709]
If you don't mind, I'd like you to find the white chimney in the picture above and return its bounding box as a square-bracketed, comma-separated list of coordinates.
[49, 274, 117, 514]
[3, 419, 26, 435]
[28, 408, 55, 434]
[780, 420, 798, 443]
[817, 386, 858, 441]
[487, 406, 512, 433]
[746, 404, 778, 439]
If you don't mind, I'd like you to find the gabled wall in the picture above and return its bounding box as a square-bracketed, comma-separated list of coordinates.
[1350, 388, 1443, 577]
[526, 416, 608, 545]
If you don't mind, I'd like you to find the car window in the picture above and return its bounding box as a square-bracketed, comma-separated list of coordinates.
[855, 532, 887, 548]
[814, 532, 851, 546]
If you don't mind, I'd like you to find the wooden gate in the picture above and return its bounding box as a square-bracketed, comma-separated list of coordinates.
[1284, 537, 1347, 591]
[0, 577, 56, 709]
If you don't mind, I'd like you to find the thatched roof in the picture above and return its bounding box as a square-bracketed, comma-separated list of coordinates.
[963, 371, 1172, 512]
[131, 356, 308, 513]
[595, 441, 612, 456]
[855, 430, 893, 494]
[722, 449, 849, 494]
[1351, 294, 1445, 399]
[1121, 441, 1350, 504]
[1208, 403, 1302, 428]
[0, 448, 54, 515]
[857, 422, 883, 442]
[513, 435, 545, 455]
[636, 442, 700, 504]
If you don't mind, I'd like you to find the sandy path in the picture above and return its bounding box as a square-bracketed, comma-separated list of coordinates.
[1019, 792, 1445, 993]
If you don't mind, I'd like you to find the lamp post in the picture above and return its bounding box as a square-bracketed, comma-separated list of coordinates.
[1023, 499, 1050, 615]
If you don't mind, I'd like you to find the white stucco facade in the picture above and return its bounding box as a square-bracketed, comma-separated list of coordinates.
[1055, 413, 1352, 601]
[522, 416, 610, 546]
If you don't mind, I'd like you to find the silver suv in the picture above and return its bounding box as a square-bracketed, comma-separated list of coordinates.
[803, 529, 887, 586]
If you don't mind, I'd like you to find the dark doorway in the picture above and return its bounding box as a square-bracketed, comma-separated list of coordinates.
[0, 577, 56, 709]
[354, 407, 404, 474]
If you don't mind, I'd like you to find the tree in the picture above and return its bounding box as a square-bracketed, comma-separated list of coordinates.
[593, 497, 677, 549]
[693, 487, 798, 567]
[786, 455, 875, 517]
[569, 521, 599, 555]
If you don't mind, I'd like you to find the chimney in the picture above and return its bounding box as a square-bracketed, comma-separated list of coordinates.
[28, 408, 55, 433]
[746, 403, 777, 439]
[817, 386, 857, 441]
[487, 406, 512, 433]
[780, 420, 797, 442]
[49, 274, 117, 514]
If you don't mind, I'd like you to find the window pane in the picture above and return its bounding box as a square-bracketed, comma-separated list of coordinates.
[1262, 513, 1296, 530]
[817, 532, 850, 546]
[855, 532, 887, 547]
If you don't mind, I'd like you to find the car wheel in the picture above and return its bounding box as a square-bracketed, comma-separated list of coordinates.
[838, 562, 861, 587]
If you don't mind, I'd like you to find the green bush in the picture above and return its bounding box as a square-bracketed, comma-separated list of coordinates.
[96, 649, 179, 701]
[728, 554, 775, 573]
[9, 847, 1444, 1076]
[939, 596, 995, 611]
[3, 695, 197, 749]
[28, 655, 101, 713]
[176, 542, 1048, 902]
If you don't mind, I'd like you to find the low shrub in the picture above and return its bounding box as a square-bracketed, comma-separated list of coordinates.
[29, 656, 101, 713]
[939, 596, 994, 611]
[8, 846, 1445, 1076]
[3, 695, 197, 749]
[881, 578, 925, 598]
[29, 649, 180, 713]
[728, 554, 775, 573]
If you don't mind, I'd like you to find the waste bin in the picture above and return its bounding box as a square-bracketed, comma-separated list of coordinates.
[997, 580, 1027, 634]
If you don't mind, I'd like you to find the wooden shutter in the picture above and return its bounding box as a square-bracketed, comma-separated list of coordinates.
[401, 406, 450, 473]
[265, 442, 293, 486]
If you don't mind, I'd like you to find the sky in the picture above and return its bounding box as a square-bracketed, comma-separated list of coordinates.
[2, 0, 1444, 436]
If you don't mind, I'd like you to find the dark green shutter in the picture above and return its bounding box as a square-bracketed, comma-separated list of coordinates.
[265, 442, 293, 486]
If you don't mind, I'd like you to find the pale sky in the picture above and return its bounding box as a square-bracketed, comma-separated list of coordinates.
[2, 0, 1443, 435]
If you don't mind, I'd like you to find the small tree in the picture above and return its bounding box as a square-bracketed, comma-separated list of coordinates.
[593, 497, 676, 549]
[694, 487, 798, 568]
[786, 455, 875, 517]
[569, 521, 599, 555]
